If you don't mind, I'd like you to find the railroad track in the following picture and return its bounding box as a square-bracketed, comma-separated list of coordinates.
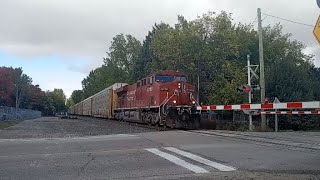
[186, 130, 320, 153]
[72, 115, 170, 131]
[124, 121, 170, 131]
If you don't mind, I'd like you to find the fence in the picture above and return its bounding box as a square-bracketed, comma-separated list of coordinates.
[0, 106, 41, 121]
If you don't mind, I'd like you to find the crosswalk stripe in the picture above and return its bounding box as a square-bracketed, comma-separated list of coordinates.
[145, 148, 209, 173]
[164, 147, 236, 172]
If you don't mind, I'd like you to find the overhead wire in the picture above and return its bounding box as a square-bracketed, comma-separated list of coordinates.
[261, 15, 268, 22]
[249, 16, 257, 26]
[262, 13, 313, 27]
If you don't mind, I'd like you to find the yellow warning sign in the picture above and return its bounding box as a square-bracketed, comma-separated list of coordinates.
[314, 15, 320, 44]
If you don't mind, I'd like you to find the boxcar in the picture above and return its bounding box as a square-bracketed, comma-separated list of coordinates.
[74, 103, 79, 115]
[82, 97, 92, 116]
[91, 83, 127, 119]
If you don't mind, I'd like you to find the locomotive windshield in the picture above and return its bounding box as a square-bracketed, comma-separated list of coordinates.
[155, 75, 187, 82]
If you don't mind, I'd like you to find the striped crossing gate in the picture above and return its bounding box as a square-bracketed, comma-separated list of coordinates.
[197, 101, 320, 115]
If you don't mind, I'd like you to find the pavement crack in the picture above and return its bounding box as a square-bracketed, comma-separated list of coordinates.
[77, 153, 96, 176]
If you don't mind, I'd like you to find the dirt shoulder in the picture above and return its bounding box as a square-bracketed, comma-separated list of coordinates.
[0, 116, 156, 139]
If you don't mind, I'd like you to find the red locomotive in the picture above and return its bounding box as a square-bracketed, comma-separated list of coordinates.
[69, 70, 200, 129]
[114, 70, 200, 129]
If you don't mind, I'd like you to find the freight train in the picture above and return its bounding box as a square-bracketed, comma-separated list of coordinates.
[69, 70, 200, 129]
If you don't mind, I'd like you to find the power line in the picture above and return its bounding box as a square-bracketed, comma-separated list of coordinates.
[249, 16, 257, 26]
[261, 15, 268, 22]
[262, 13, 313, 27]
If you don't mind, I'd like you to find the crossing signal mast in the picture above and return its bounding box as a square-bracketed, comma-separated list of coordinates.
[236, 54, 260, 131]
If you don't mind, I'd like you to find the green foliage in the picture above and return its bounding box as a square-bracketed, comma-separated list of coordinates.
[66, 98, 74, 108]
[104, 34, 142, 83]
[43, 89, 67, 116]
[81, 64, 127, 99]
[70, 90, 84, 104]
[0, 121, 18, 129]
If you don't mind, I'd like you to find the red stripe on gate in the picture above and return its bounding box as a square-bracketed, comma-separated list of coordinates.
[287, 102, 302, 108]
[312, 111, 318, 114]
[266, 112, 271, 114]
[276, 111, 281, 114]
[224, 105, 232, 110]
[240, 104, 250, 109]
[261, 103, 273, 109]
[201, 106, 207, 110]
[287, 111, 293, 114]
[298, 111, 305, 114]
[210, 105, 217, 110]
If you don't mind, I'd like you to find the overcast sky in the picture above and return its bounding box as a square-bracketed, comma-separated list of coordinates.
[1, 0, 319, 97]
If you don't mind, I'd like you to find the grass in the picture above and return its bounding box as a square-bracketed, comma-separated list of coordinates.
[0, 121, 18, 129]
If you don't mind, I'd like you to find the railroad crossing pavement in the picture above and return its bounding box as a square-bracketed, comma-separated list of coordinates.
[1, 130, 320, 179]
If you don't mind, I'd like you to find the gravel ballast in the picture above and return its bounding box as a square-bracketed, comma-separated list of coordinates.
[0, 116, 156, 139]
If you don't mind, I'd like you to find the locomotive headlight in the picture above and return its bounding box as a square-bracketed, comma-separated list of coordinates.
[173, 100, 177, 104]
[192, 100, 196, 104]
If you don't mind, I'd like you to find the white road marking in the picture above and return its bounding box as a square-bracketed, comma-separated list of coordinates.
[165, 147, 236, 172]
[145, 148, 209, 174]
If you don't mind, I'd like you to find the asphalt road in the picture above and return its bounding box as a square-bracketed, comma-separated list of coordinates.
[0, 117, 319, 180]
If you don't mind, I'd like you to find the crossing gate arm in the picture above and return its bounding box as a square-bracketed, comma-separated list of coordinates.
[197, 101, 320, 111]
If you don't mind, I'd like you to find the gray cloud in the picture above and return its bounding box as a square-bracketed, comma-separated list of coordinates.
[1, 0, 319, 72]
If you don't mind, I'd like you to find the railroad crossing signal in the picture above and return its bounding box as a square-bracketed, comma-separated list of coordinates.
[314, 15, 320, 44]
[237, 85, 251, 93]
[237, 84, 260, 93]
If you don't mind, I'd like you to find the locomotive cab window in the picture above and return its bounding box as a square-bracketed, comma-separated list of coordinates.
[155, 75, 187, 82]
[174, 76, 187, 82]
[155, 75, 174, 82]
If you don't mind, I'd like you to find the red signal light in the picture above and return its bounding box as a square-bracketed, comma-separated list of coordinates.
[244, 85, 251, 92]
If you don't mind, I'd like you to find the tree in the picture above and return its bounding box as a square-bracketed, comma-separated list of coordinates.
[81, 64, 127, 98]
[104, 34, 142, 83]
[70, 90, 84, 104]
[0, 66, 45, 110]
[43, 89, 67, 115]
[14, 68, 34, 109]
[0, 67, 15, 106]
[132, 23, 170, 80]
[22, 84, 46, 111]
[66, 98, 74, 108]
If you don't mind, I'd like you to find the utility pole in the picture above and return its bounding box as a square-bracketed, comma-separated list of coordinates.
[258, 8, 267, 131]
[15, 83, 18, 119]
[247, 55, 253, 131]
[197, 69, 200, 103]
[15, 85, 18, 109]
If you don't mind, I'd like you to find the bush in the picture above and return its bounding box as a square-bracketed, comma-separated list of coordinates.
[269, 115, 320, 131]
[226, 121, 248, 131]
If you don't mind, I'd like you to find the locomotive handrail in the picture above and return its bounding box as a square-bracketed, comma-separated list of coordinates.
[160, 92, 177, 116]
